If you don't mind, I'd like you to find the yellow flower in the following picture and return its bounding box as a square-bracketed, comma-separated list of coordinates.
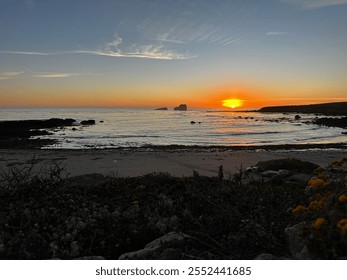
[308, 200, 325, 211]
[292, 205, 307, 214]
[330, 159, 343, 167]
[338, 194, 347, 204]
[337, 219, 347, 234]
[131, 200, 140, 205]
[308, 178, 327, 188]
[312, 218, 327, 230]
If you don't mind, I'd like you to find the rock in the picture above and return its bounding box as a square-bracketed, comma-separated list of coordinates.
[155, 107, 168, 110]
[262, 170, 279, 177]
[81, 120, 96, 125]
[74, 256, 106, 260]
[284, 173, 312, 184]
[278, 169, 291, 176]
[295, 115, 301, 120]
[314, 117, 347, 128]
[174, 104, 187, 111]
[159, 248, 181, 260]
[246, 166, 259, 172]
[255, 253, 291, 260]
[72, 127, 77, 131]
[285, 223, 313, 259]
[191, 121, 196, 124]
[254, 253, 278, 260]
[0, 118, 76, 148]
[256, 158, 319, 173]
[119, 232, 191, 260]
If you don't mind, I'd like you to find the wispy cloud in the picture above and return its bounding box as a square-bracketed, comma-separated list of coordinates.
[266, 31, 289, 36]
[0, 71, 24, 80]
[156, 33, 185, 44]
[71, 34, 194, 60]
[0, 50, 56, 56]
[1, 71, 24, 76]
[0, 35, 192, 60]
[0, 70, 98, 80]
[33, 72, 74, 78]
[84, 34, 193, 60]
[281, 0, 347, 9]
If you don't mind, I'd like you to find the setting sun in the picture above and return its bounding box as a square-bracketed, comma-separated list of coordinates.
[222, 99, 243, 109]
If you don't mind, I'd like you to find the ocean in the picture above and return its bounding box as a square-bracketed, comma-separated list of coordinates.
[0, 107, 346, 149]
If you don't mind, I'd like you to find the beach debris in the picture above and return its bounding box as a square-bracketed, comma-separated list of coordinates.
[174, 104, 187, 111]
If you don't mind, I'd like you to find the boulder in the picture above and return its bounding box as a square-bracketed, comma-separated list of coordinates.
[254, 253, 290, 260]
[256, 158, 319, 173]
[174, 104, 187, 111]
[119, 232, 190, 260]
[74, 256, 105, 260]
[285, 223, 313, 259]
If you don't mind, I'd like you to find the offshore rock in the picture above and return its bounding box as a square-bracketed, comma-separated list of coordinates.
[174, 104, 187, 111]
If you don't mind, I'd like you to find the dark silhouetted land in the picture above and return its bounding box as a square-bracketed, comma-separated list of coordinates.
[259, 102, 347, 116]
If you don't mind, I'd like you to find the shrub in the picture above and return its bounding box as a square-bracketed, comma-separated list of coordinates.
[292, 158, 347, 259]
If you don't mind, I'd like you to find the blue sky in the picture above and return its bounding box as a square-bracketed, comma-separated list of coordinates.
[0, 0, 347, 108]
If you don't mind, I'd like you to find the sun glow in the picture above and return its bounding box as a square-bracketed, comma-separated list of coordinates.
[222, 99, 243, 109]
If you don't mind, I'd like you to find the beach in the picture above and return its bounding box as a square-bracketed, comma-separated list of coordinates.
[2, 147, 347, 177]
[1, 111, 347, 260]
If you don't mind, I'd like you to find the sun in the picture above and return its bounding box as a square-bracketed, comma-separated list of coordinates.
[222, 99, 243, 109]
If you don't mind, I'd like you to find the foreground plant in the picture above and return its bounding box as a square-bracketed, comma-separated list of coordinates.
[292, 158, 347, 259]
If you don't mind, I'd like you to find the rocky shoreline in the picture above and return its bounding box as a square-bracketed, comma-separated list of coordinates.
[0, 118, 98, 149]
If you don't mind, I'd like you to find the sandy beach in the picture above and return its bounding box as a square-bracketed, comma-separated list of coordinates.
[1, 147, 347, 177]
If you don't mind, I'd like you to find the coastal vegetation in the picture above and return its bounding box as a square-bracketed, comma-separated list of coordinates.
[1, 157, 346, 260]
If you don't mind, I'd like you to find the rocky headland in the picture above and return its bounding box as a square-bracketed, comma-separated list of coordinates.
[259, 101, 347, 116]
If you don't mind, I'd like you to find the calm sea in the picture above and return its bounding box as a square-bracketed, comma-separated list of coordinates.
[0, 107, 346, 149]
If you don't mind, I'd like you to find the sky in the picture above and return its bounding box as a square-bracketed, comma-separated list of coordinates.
[0, 0, 347, 109]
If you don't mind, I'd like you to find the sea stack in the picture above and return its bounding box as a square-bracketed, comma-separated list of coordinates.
[174, 104, 187, 111]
